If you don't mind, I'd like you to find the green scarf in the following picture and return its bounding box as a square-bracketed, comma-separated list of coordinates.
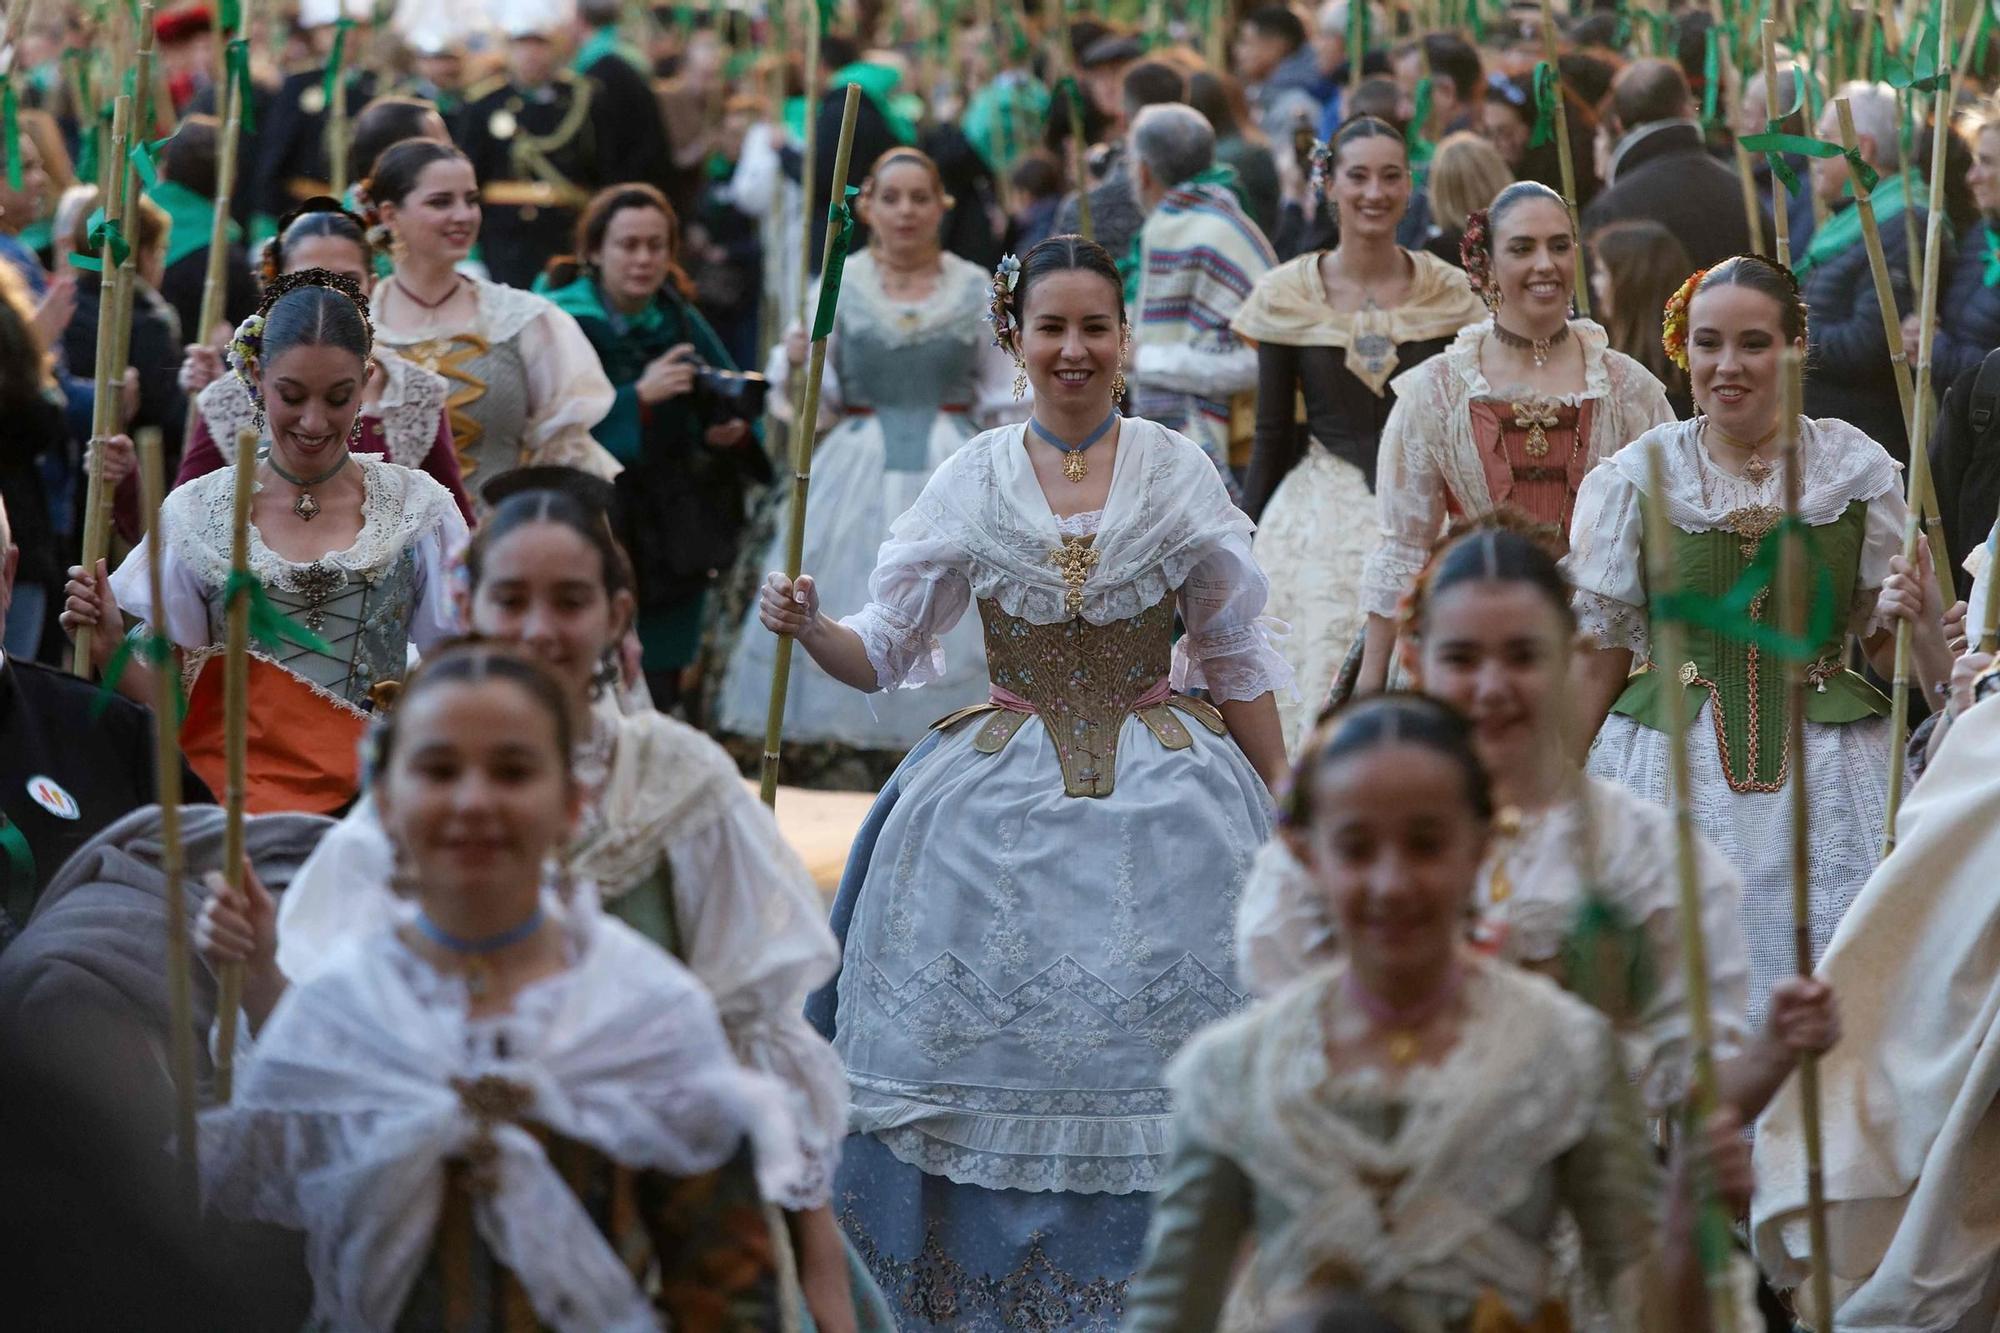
[574, 24, 648, 78]
[152, 177, 241, 272]
[1794, 173, 1909, 281]
[784, 61, 919, 146]
[1983, 225, 2000, 288]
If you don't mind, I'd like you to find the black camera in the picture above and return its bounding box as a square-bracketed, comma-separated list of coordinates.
[692, 364, 769, 426]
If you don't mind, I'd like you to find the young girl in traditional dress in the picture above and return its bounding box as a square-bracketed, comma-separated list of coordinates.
[61, 270, 466, 814]
[717, 147, 1015, 785]
[1125, 694, 1748, 1332]
[198, 643, 793, 1331]
[363, 138, 619, 511]
[1356, 180, 1676, 693]
[175, 196, 473, 520]
[200, 487, 886, 1331]
[1566, 255, 1950, 1030]
[764, 234, 1287, 1329]
[1234, 116, 1485, 749]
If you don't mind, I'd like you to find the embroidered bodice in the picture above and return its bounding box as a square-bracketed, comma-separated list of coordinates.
[834, 253, 988, 469]
[1466, 397, 1596, 552]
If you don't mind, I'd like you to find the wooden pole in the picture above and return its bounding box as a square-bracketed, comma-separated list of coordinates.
[1762, 22, 1790, 267]
[70, 93, 132, 678]
[1881, 5, 1954, 860]
[1639, 436, 1739, 1333]
[795, 0, 821, 322]
[1776, 352, 1836, 1333]
[1050, 0, 1093, 240]
[139, 429, 198, 1207]
[211, 429, 258, 1104]
[328, 30, 350, 198]
[191, 1, 249, 351]
[1538, 2, 1591, 319]
[761, 84, 863, 808]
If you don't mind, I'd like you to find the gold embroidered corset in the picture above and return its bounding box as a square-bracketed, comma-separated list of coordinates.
[933, 590, 1226, 799]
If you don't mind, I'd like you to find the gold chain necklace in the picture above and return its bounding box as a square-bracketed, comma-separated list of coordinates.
[1490, 319, 1571, 369]
[1704, 418, 1781, 486]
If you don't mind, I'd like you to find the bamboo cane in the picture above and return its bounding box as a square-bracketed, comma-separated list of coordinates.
[329, 37, 350, 198]
[1537, 2, 1590, 319]
[795, 0, 821, 322]
[1734, 139, 1768, 258]
[1638, 437, 1739, 1333]
[1881, 5, 1954, 861]
[191, 1, 248, 352]
[761, 84, 863, 808]
[211, 429, 258, 1104]
[1776, 352, 1836, 1333]
[1050, 0, 1093, 240]
[1898, 90, 1924, 298]
[1835, 99, 1956, 614]
[1762, 22, 1790, 268]
[70, 93, 132, 678]
[138, 428, 198, 1207]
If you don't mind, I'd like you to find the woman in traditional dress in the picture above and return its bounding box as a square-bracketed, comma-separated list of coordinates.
[715, 147, 1015, 787]
[1124, 694, 1743, 1332]
[175, 196, 474, 521]
[1234, 116, 1485, 748]
[1566, 255, 1951, 1030]
[362, 138, 619, 513]
[1237, 522, 1835, 1124]
[1355, 180, 1677, 693]
[764, 235, 1288, 1329]
[542, 184, 773, 711]
[199, 485, 885, 1331]
[197, 643, 793, 1331]
[60, 270, 466, 815]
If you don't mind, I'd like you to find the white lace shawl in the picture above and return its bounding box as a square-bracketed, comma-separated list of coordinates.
[1170, 956, 1654, 1326]
[197, 348, 450, 468]
[371, 274, 619, 474]
[1233, 775, 1752, 1112]
[763, 251, 1025, 431]
[108, 456, 468, 652]
[200, 902, 799, 1333]
[1358, 319, 1677, 618]
[275, 708, 848, 1211]
[1561, 416, 1905, 657]
[837, 417, 1293, 703]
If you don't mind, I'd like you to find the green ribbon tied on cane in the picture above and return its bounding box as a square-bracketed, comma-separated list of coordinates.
[217, 0, 243, 32]
[810, 185, 861, 341]
[69, 210, 130, 273]
[1740, 129, 1878, 197]
[2, 82, 21, 192]
[1407, 77, 1435, 163]
[322, 18, 356, 105]
[92, 629, 178, 720]
[1982, 229, 2000, 288]
[1701, 27, 1723, 131]
[226, 40, 258, 133]
[1655, 515, 1840, 662]
[1528, 60, 1558, 149]
[128, 136, 163, 191]
[1347, 0, 1370, 75]
[223, 569, 338, 658]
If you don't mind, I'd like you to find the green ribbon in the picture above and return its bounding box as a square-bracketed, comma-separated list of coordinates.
[322, 18, 355, 106]
[1655, 515, 1839, 662]
[1529, 60, 1558, 149]
[1407, 76, 1435, 163]
[0, 811, 34, 932]
[217, 0, 242, 32]
[2, 83, 20, 193]
[128, 135, 161, 190]
[1701, 27, 1723, 130]
[224, 569, 338, 658]
[810, 184, 860, 341]
[92, 630, 179, 720]
[1740, 129, 1877, 196]
[1562, 894, 1658, 1029]
[1347, 0, 1370, 72]
[226, 40, 257, 133]
[1982, 229, 2000, 287]
[70, 210, 129, 272]
[1884, 10, 1949, 92]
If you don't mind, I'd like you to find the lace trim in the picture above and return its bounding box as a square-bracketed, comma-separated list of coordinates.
[842, 1205, 1129, 1332]
[161, 455, 462, 594]
[1576, 590, 1650, 654]
[1429, 316, 1617, 407]
[1609, 416, 1900, 533]
[845, 594, 948, 691]
[371, 273, 557, 347]
[837, 251, 991, 348]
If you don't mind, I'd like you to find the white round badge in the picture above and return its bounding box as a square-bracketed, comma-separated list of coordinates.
[25, 775, 80, 821]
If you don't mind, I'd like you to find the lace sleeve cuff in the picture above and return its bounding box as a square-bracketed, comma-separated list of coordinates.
[718, 1012, 847, 1209]
[841, 600, 947, 691]
[1358, 539, 1430, 619]
[1575, 590, 1650, 655]
[1170, 616, 1297, 703]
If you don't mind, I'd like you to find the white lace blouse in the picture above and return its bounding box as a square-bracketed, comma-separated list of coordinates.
[838, 416, 1293, 703]
[1358, 319, 1677, 619]
[1562, 416, 1905, 656]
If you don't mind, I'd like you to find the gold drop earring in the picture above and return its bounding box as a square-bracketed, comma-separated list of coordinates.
[1012, 355, 1028, 400]
[1111, 327, 1130, 401]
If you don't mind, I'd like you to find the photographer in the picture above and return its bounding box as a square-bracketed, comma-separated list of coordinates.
[544, 184, 773, 710]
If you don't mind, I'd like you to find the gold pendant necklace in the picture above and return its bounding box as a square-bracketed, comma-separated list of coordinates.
[1491, 318, 1571, 369]
[1706, 419, 1781, 485]
[1029, 410, 1118, 482]
[264, 449, 352, 521]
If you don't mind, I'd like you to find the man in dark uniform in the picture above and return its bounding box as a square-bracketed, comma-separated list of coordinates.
[457, 4, 614, 288]
[246, 0, 378, 235]
[571, 0, 673, 196]
[0, 497, 210, 943]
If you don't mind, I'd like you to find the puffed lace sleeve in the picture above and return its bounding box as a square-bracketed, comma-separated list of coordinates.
[837, 497, 975, 691]
[520, 303, 622, 477]
[1169, 527, 1294, 703]
[664, 783, 847, 1210]
[1233, 837, 1339, 995]
[1853, 483, 1910, 635]
[1562, 459, 1650, 656]
[107, 534, 214, 649]
[407, 507, 470, 653]
[1358, 373, 1447, 618]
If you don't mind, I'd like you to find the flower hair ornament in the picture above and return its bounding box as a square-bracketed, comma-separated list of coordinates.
[988, 253, 1026, 397]
[230, 267, 377, 427]
[1460, 209, 1496, 310]
[1661, 267, 1706, 371]
[227, 313, 268, 397]
[1308, 139, 1334, 197]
